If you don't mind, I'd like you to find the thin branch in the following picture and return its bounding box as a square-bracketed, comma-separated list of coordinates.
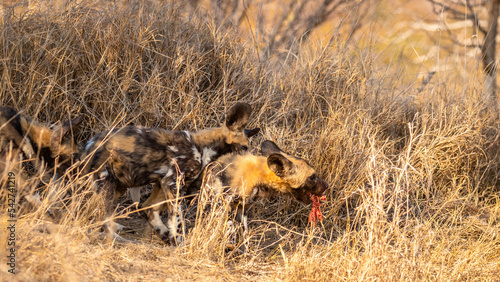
[443, 19, 482, 48]
[428, 0, 482, 25]
[465, 0, 487, 34]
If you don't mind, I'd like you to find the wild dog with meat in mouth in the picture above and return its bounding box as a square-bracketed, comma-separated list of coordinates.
[81, 103, 259, 244]
[201, 140, 328, 252]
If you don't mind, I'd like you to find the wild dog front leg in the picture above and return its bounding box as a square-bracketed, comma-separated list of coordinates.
[160, 175, 184, 245]
[226, 205, 249, 253]
[235, 205, 249, 253]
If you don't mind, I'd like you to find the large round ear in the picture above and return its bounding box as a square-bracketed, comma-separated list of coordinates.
[225, 102, 252, 130]
[244, 128, 260, 138]
[50, 115, 84, 149]
[261, 140, 283, 156]
[267, 153, 294, 178]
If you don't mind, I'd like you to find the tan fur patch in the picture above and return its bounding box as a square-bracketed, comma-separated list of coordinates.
[219, 154, 294, 199]
[108, 136, 137, 153]
[282, 155, 315, 188]
[192, 127, 225, 148]
[20, 117, 52, 148]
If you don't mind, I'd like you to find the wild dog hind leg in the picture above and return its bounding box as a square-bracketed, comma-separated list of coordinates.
[142, 182, 179, 244]
[100, 177, 128, 238]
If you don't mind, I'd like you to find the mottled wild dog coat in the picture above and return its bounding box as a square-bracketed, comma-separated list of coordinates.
[81, 103, 259, 244]
[202, 140, 328, 251]
[0, 107, 83, 208]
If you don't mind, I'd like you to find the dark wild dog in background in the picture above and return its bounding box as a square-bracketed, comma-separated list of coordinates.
[0, 107, 83, 211]
[81, 102, 259, 244]
[201, 140, 328, 252]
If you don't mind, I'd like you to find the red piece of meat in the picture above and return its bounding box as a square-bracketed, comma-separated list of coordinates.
[308, 193, 327, 226]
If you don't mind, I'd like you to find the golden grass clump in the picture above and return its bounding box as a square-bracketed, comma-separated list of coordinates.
[1, 0, 500, 280]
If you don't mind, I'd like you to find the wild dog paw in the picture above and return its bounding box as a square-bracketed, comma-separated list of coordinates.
[156, 229, 182, 246]
[156, 230, 182, 246]
[21, 140, 35, 159]
[153, 226, 170, 241]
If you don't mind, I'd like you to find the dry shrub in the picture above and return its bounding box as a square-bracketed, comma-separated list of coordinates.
[1, 0, 500, 280]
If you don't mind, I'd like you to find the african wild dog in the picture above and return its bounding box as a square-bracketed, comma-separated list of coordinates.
[0, 107, 83, 210]
[201, 140, 328, 252]
[81, 102, 260, 244]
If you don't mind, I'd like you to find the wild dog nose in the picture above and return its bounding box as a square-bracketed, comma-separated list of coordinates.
[317, 178, 328, 195]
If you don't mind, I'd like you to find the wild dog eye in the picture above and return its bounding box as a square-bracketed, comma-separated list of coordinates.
[241, 145, 248, 151]
[306, 175, 316, 185]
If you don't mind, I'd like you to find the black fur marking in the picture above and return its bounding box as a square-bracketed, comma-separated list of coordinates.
[261, 140, 283, 156]
[267, 153, 295, 178]
[225, 103, 251, 130]
[244, 128, 260, 138]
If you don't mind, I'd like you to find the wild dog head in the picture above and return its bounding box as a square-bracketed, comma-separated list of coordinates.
[19, 111, 84, 173]
[202, 140, 328, 253]
[199, 102, 260, 155]
[261, 140, 328, 204]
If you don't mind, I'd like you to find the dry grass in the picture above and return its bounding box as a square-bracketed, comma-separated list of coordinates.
[1, 0, 500, 280]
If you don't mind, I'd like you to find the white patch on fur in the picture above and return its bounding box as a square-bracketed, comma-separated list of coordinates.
[99, 169, 109, 179]
[242, 215, 248, 235]
[21, 137, 34, 159]
[130, 187, 141, 203]
[250, 187, 258, 199]
[192, 146, 201, 163]
[24, 192, 42, 206]
[167, 206, 183, 242]
[183, 131, 191, 141]
[168, 146, 178, 152]
[177, 155, 186, 159]
[155, 165, 172, 177]
[201, 147, 217, 167]
[151, 211, 169, 235]
[85, 137, 96, 151]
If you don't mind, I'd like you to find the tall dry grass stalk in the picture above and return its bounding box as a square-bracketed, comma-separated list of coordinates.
[1, 0, 499, 280]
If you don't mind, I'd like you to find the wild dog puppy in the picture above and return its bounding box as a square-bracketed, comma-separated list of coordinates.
[0, 107, 83, 210]
[81, 103, 260, 244]
[201, 140, 328, 252]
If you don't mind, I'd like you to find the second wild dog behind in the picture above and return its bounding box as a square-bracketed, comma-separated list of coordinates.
[0, 107, 83, 212]
[201, 140, 328, 252]
[81, 103, 259, 244]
